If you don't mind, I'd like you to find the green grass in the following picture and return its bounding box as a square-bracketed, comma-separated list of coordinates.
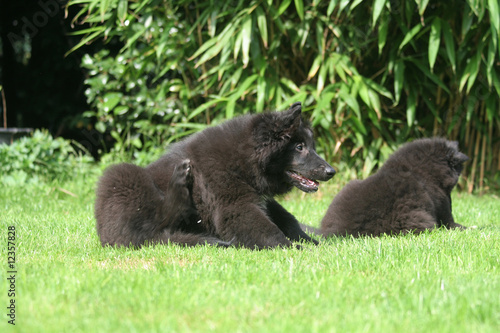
[1, 172, 499, 333]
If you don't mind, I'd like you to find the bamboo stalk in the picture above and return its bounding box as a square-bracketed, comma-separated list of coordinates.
[1, 87, 6, 128]
[468, 128, 480, 193]
[496, 118, 500, 173]
[486, 117, 493, 171]
[468, 104, 484, 193]
[464, 102, 471, 147]
[479, 109, 487, 193]
[497, 141, 500, 172]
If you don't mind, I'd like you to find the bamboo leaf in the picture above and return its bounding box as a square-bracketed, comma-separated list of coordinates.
[65, 29, 105, 56]
[117, 0, 128, 24]
[99, 0, 110, 23]
[363, 77, 394, 100]
[394, 59, 405, 105]
[226, 99, 236, 119]
[277, 0, 292, 16]
[466, 49, 482, 94]
[234, 29, 243, 61]
[354, 76, 370, 108]
[241, 15, 252, 68]
[348, 0, 363, 13]
[317, 64, 328, 93]
[462, 5, 474, 36]
[467, 0, 481, 17]
[187, 97, 228, 121]
[459, 50, 481, 93]
[377, 12, 388, 54]
[327, 0, 338, 16]
[208, 10, 218, 38]
[256, 76, 266, 113]
[485, 95, 497, 123]
[103, 92, 122, 112]
[123, 26, 147, 50]
[372, 0, 387, 28]
[195, 25, 235, 68]
[338, 88, 361, 120]
[415, 0, 430, 16]
[233, 74, 259, 97]
[67, 26, 108, 36]
[332, 54, 348, 82]
[294, 0, 304, 21]
[491, 68, 500, 97]
[349, 116, 367, 136]
[255, 6, 268, 48]
[339, 0, 351, 13]
[428, 17, 441, 72]
[407, 58, 450, 94]
[406, 89, 417, 128]
[280, 78, 301, 92]
[442, 20, 456, 73]
[368, 88, 381, 119]
[487, 37, 496, 86]
[398, 24, 423, 52]
[488, 0, 500, 36]
[188, 37, 217, 61]
[307, 55, 322, 80]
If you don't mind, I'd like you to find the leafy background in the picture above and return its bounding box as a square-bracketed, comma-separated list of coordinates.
[65, 0, 499, 192]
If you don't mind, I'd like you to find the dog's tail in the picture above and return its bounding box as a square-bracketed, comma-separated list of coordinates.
[299, 223, 321, 236]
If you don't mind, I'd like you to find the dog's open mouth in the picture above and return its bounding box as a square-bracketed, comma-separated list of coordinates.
[286, 171, 319, 193]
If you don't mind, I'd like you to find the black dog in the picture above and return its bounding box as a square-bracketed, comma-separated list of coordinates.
[319, 138, 468, 237]
[95, 102, 335, 249]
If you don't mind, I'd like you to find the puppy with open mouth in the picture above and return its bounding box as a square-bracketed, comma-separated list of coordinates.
[95, 102, 335, 249]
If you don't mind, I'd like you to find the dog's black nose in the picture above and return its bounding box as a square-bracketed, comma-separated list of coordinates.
[325, 165, 336, 178]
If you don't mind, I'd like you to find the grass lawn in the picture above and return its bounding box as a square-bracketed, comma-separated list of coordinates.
[1, 171, 499, 333]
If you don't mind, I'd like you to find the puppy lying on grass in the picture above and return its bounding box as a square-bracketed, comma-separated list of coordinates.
[320, 138, 469, 237]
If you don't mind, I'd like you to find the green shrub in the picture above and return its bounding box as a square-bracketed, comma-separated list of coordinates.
[0, 130, 94, 185]
[68, 0, 499, 192]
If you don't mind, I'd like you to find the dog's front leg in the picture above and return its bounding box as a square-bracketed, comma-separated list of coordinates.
[213, 200, 295, 249]
[266, 199, 319, 245]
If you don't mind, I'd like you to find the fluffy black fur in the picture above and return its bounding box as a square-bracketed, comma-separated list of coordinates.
[95, 102, 335, 249]
[319, 138, 468, 237]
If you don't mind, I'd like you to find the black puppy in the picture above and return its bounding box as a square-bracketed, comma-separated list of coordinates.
[320, 138, 468, 237]
[95, 102, 335, 249]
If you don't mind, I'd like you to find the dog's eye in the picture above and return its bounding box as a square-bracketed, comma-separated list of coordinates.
[295, 144, 303, 151]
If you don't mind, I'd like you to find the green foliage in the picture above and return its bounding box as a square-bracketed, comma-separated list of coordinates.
[2, 179, 499, 332]
[0, 130, 94, 185]
[68, 0, 500, 191]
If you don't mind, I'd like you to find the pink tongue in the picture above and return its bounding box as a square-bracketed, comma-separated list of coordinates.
[289, 171, 318, 187]
[306, 178, 319, 186]
[302, 177, 318, 187]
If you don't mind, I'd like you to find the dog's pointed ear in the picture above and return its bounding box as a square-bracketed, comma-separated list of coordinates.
[279, 102, 302, 135]
[455, 151, 469, 163]
[253, 102, 303, 142]
[446, 140, 469, 163]
[252, 102, 304, 169]
[288, 102, 302, 118]
[446, 140, 459, 150]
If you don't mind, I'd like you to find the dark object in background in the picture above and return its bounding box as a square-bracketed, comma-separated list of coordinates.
[0, 127, 33, 145]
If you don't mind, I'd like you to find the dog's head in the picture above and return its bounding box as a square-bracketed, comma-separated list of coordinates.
[387, 138, 469, 192]
[442, 140, 469, 189]
[253, 102, 335, 193]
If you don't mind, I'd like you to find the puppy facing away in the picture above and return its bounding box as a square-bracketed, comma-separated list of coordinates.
[95, 102, 336, 249]
[320, 138, 469, 237]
